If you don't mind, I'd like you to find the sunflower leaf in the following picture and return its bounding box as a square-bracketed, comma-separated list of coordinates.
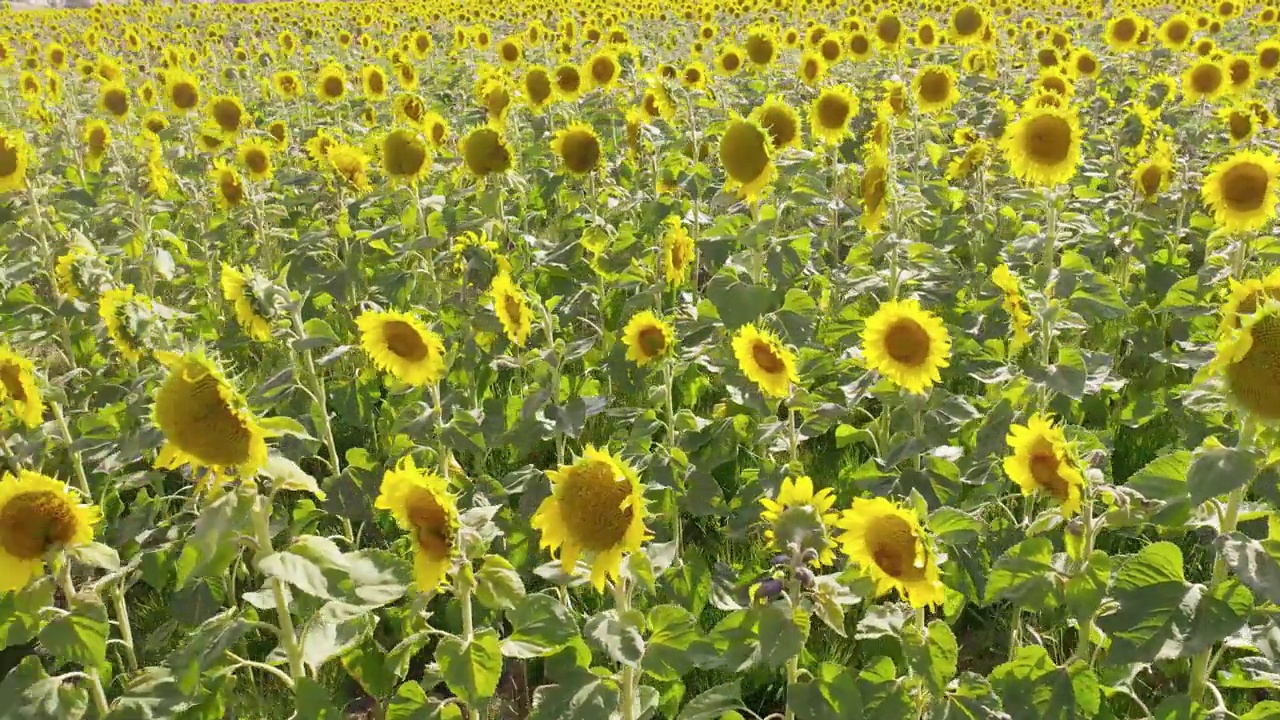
[437, 628, 503, 706]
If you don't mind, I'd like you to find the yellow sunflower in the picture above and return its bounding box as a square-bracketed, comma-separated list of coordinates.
[206, 94, 247, 138]
[271, 70, 303, 100]
[98, 81, 129, 119]
[0, 129, 30, 194]
[236, 139, 274, 183]
[82, 119, 110, 173]
[950, 3, 987, 45]
[490, 272, 533, 346]
[1219, 270, 1280, 334]
[522, 65, 554, 113]
[210, 159, 246, 209]
[1003, 414, 1085, 516]
[759, 475, 839, 567]
[361, 64, 389, 100]
[861, 299, 951, 394]
[554, 63, 585, 101]
[622, 311, 674, 366]
[164, 69, 201, 114]
[750, 96, 802, 151]
[381, 128, 431, 185]
[459, 126, 513, 178]
[913, 65, 960, 114]
[1210, 299, 1280, 420]
[316, 63, 347, 102]
[153, 351, 268, 479]
[716, 44, 745, 75]
[0, 347, 43, 428]
[0, 470, 100, 593]
[810, 86, 859, 145]
[836, 497, 945, 609]
[1105, 13, 1143, 51]
[357, 310, 447, 386]
[551, 122, 602, 176]
[1001, 106, 1082, 187]
[1201, 150, 1280, 232]
[660, 217, 695, 287]
[327, 143, 372, 194]
[1070, 49, 1100, 79]
[220, 264, 273, 342]
[531, 446, 649, 591]
[861, 147, 890, 231]
[584, 51, 620, 90]
[680, 62, 707, 90]
[991, 265, 1033, 352]
[99, 286, 151, 363]
[732, 324, 798, 398]
[1183, 58, 1228, 103]
[719, 116, 775, 202]
[375, 455, 459, 592]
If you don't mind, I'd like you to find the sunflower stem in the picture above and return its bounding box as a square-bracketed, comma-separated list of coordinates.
[110, 583, 140, 673]
[787, 400, 800, 466]
[250, 492, 306, 682]
[51, 401, 91, 497]
[613, 578, 638, 720]
[458, 575, 481, 720]
[1072, 486, 1096, 664]
[1188, 416, 1256, 702]
[57, 560, 111, 716]
[663, 361, 681, 553]
[431, 382, 450, 482]
[290, 309, 348, 539]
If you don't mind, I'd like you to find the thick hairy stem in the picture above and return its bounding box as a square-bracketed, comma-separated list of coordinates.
[251, 496, 306, 681]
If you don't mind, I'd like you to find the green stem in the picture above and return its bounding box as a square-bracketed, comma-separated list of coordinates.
[431, 383, 450, 481]
[51, 402, 91, 497]
[458, 576, 481, 720]
[1073, 490, 1096, 663]
[787, 401, 799, 466]
[291, 309, 349, 540]
[57, 561, 110, 716]
[110, 584, 139, 673]
[614, 578, 637, 720]
[664, 361, 681, 553]
[251, 493, 306, 681]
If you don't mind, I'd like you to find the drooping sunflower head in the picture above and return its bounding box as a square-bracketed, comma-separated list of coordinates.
[810, 85, 859, 145]
[551, 122, 602, 176]
[750, 96, 802, 151]
[660, 217, 695, 286]
[913, 64, 960, 114]
[532, 445, 649, 591]
[0, 470, 100, 593]
[489, 272, 533, 346]
[99, 286, 155, 363]
[861, 147, 890, 231]
[1000, 106, 1082, 187]
[153, 351, 268, 478]
[0, 347, 43, 429]
[220, 264, 277, 343]
[719, 116, 775, 202]
[0, 129, 30, 194]
[1002, 414, 1085, 515]
[1218, 270, 1280, 334]
[375, 455, 459, 591]
[836, 497, 945, 609]
[55, 244, 109, 301]
[732, 323, 799, 398]
[210, 158, 245, 209]
[1201, 150, 1280, 232]
[759, 475, 839, 567]
[381, 128, 431, 185]
[622, 310, 674, 366]
[861, 298, 951, 395]
[357, 309, 447, 386]
[459, 125, 513, 178]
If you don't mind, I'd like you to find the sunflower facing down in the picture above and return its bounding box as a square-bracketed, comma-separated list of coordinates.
[759, 475, 839, 566]
[357, 310, 447, 386]
[153, 351, 269, 479]
[1209, 299, 1280, 419]
[660, 216, 695, 287]
[531, 446, 649, 591]
[1003, 414, 1085, 516]
[0, 346, 43, 428]
[551, 122, 602, 175]
[375, 455, 459, 592]
[99, 286, 152, 363]
[490, 273, 533, 346]
[862, 299, 951, 394]
[622, 311, 673, 366]
[733, 324, 799, 398]
[221, 265, 274, 343]
[861, 147, 890, 231]
[1133, 151, 1174, 201]
[992, 264, 1033, 352]
[1001, 106, 1082, 187]
[210, 159, 246, 209]
[1201, 150, 1280, 232]
[0, 470, 101, 593]
[836, 497, 945, 609]
[719, 116, 775, 202]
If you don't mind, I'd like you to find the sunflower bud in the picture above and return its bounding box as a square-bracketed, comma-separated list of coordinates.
[755, 578, 784, 602]
[795, 566, 815, 589]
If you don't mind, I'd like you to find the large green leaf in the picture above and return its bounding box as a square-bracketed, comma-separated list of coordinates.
[1217, 533, 1280, 605]
[0, 656, 89, 720]
[501, 593, 578, 659]
[990, 646, 1100, 720]
[984, 537, 1060, 610]
[677, 681, 745, 720]
[1186, 446, 1256, 506]
[437, 628, 503, 706]
[788, 662, 862, 720]
[39, 598, 109, 670]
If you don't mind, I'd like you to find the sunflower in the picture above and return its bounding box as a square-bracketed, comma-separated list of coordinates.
[210, 159, 245, 209]
[81, 119, 110, 172]
[719, 116, 775, 202]
[680, 62, 707, 90]
[1258, 40, 1280, 76]
[0, 470, 100, 593]
[716, 44, 744, 75]
[584, 51, 620, 90]
[164, 69, 200, 113]
[861, 299, 951, 394]
[55, 245, 107, 300]
[220, 264, 274, 342]
[142, 111, 168, 136]
[99, 286, 151, 363]
[395, 62, 418, 91]
[1070, 49, 1100, 79]
[154, 351, 269, 478]
[361, 64, 389, 100]
[522, 66, 554, 112]
[266, 121, 289, 151]
[914, 18, 941, 49]
[1133, 152, 1173, 201]
[1157, 14, 1194, 50]
[1221, 107, 1255, 144]
[554, 63, 584, 101]
[0, 129, 30, 194]
[640, 83, 675, 124]
[1001, 106, 1082, 187]
[836, 497, 945, 609]
[1034, 69, 1074, 99]
[1105, 13, 1142, 51]
[950, 3, 987, 44]
[1201, 150, 1280, 232]
[1227, 55, 1256, 95]
[0, 347, 43, 428]
[655, 217, 695, 288]
[206, 94, 247, 137]
[327, 143, 372, 194]
[913, 65, 959, 115]
[732, 324, 798, 398]
[18, 71, 41, 101]
[875, 11, 905, 51]
[98, 81, 129, 119]
[423, 113, 450, 149]
[621, 311, 674, 366]
[357, 310, 447, 386]
[809, 85, 858, 146]
[1183, 59, 1227, 102]
[759, 475, 839, 567]
[1003, 414, 1085, 516]
[460, 126, 513, 178]
[272, 70, 303, 100]
[316, 63, 347, 102]
[236, 139, 273, 183]
[375, 128, 429, 185]
[749, 96, 801, 152]
[1219, 270, 1280, 333]
[531, 446, 649, 591]
[818, 36, 843, 64]
[991, 264, 1032, 352]
[497, 35, 523, 67]
[797, 50, 827, 86]
[394, 92, 429, 128]
[861, 147, 890, 231]
[552, 122, 602, 175]
[489, 272, 533, 346]
[375, 455, 459, 591]
[744, 26, 777, 69]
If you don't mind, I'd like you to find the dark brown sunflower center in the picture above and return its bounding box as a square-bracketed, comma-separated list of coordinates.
[384, 133, 427, 177]
[636, 326, 667, 357]
[0, 362, 27, 402]
[88, 128, 107, 152]
[884, 317, 930, 366]
[171, 82, 198, 109]
[269, 124, 286, 143]
[1023, 114, 1071, 164]
[820, 38, 841, 61]
[954, 7, 981, 35]
[502, 43, 519, 62]
[557, 68, 581, 92]
[559, 130, 600, 173]
[0, 143, 18, 177]
[750, 340, 785, 374]
[557, 460, 634, 551]
[1221, 162, 1269, 211]
[245, 149, 269, 175]
[918, 70, 950, 103]
[759, 107, 797, 148]
[1028, 443, 1071, 500]
[212, 100, 242, 132]
[502, 293, 524, 329]
[817, 94, 851, 129]
[0, 491, 77, 560]
[323, 76, 344, 97]
[1140, 166, 1164, 196]
[1166, 21, 1189, 43]
[866, 513, 924, 581]
[1227, 315, 1280, 418]
[919, 25, 935, 44]
[368, 72, 385, 94]
[591, 57, 615, 84]
[382, 320, 430, 361]
[1041, 77, 1067, 95]
[526, 71, 551, 104]
[1077, 56, 1097, 74]
[161, 369, 256, 466]
[746, 35, 774, 64]
[1112, 18, 1137, 42]
[1229, 112, 1253, 140]
[406, 488, 451, 559]
[722, 53, 741, 71]
[850, 34, 870, 54]
[878, 15, 902, 43]
[1191, 64, 1223, 93]
[1261, 48, 1280, 70]
[104, 89, 128, 116]
[219, 171, 244, 205]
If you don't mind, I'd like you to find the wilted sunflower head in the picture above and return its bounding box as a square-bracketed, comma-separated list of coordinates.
[719, 116, 775, 201]
[381, 128, 430, 184]
[460, 125, 513, 178]
[1201, 150, 1280, 232]
[153, 351, 268, 477]
[0, 470, 100, 593]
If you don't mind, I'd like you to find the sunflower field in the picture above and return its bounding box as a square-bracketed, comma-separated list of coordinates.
[7, 0, 1280, 718]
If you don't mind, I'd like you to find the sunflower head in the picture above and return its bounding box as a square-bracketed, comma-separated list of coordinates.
[554, 63, 584, 99]
[1211, 299, 1280, 420]
[798, 50, 827, 86]
[732, 323, 798, 398]
[719, 116, 775, 202]
[810, 86, 859, 145]
[522, 66, 553, 111]
[0, 347, 43, 429]
[759, 475, 839, 567]
[0, 129, 30, 194]
[914, 65, 960, 114]
[153, 351, 268, 479]
[210, 158, 245, 209]
[489, 272, 533, 346]
[375, 455, 459, 591]
[206, 94, 246, 137]
[220, 264, 277, 343]
[0, 470, 100, 593]
[327, 143, 372, 194]
[750, 96, 802, 151]
[99, 286, 157, 363]
[1003, 414, 1085, 515]
[716, 44, 744, 75]
[660, 217, 695, 286]
[622, 311, 674, 366]
[1201, 150, 1280, 232]
[1184, 59, 1227, 102]
[357, 310, 447, 386]
[460, 125, 513, 178]
[316, 63, 347, 102]
[861, 299, 951, 394]
[551, 122, 602, 175]
[836, 497, 945, 608]
[585, 51, 620, 89]
[532, 446, 649, 591]
[381, 128, 431, 185]
[99, 81, 129, 119]
[950, 3, 987, 44]
[361, 64, 389, 99]
[861, 147, 890, 231]
[1001, 106, 1082, 187]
